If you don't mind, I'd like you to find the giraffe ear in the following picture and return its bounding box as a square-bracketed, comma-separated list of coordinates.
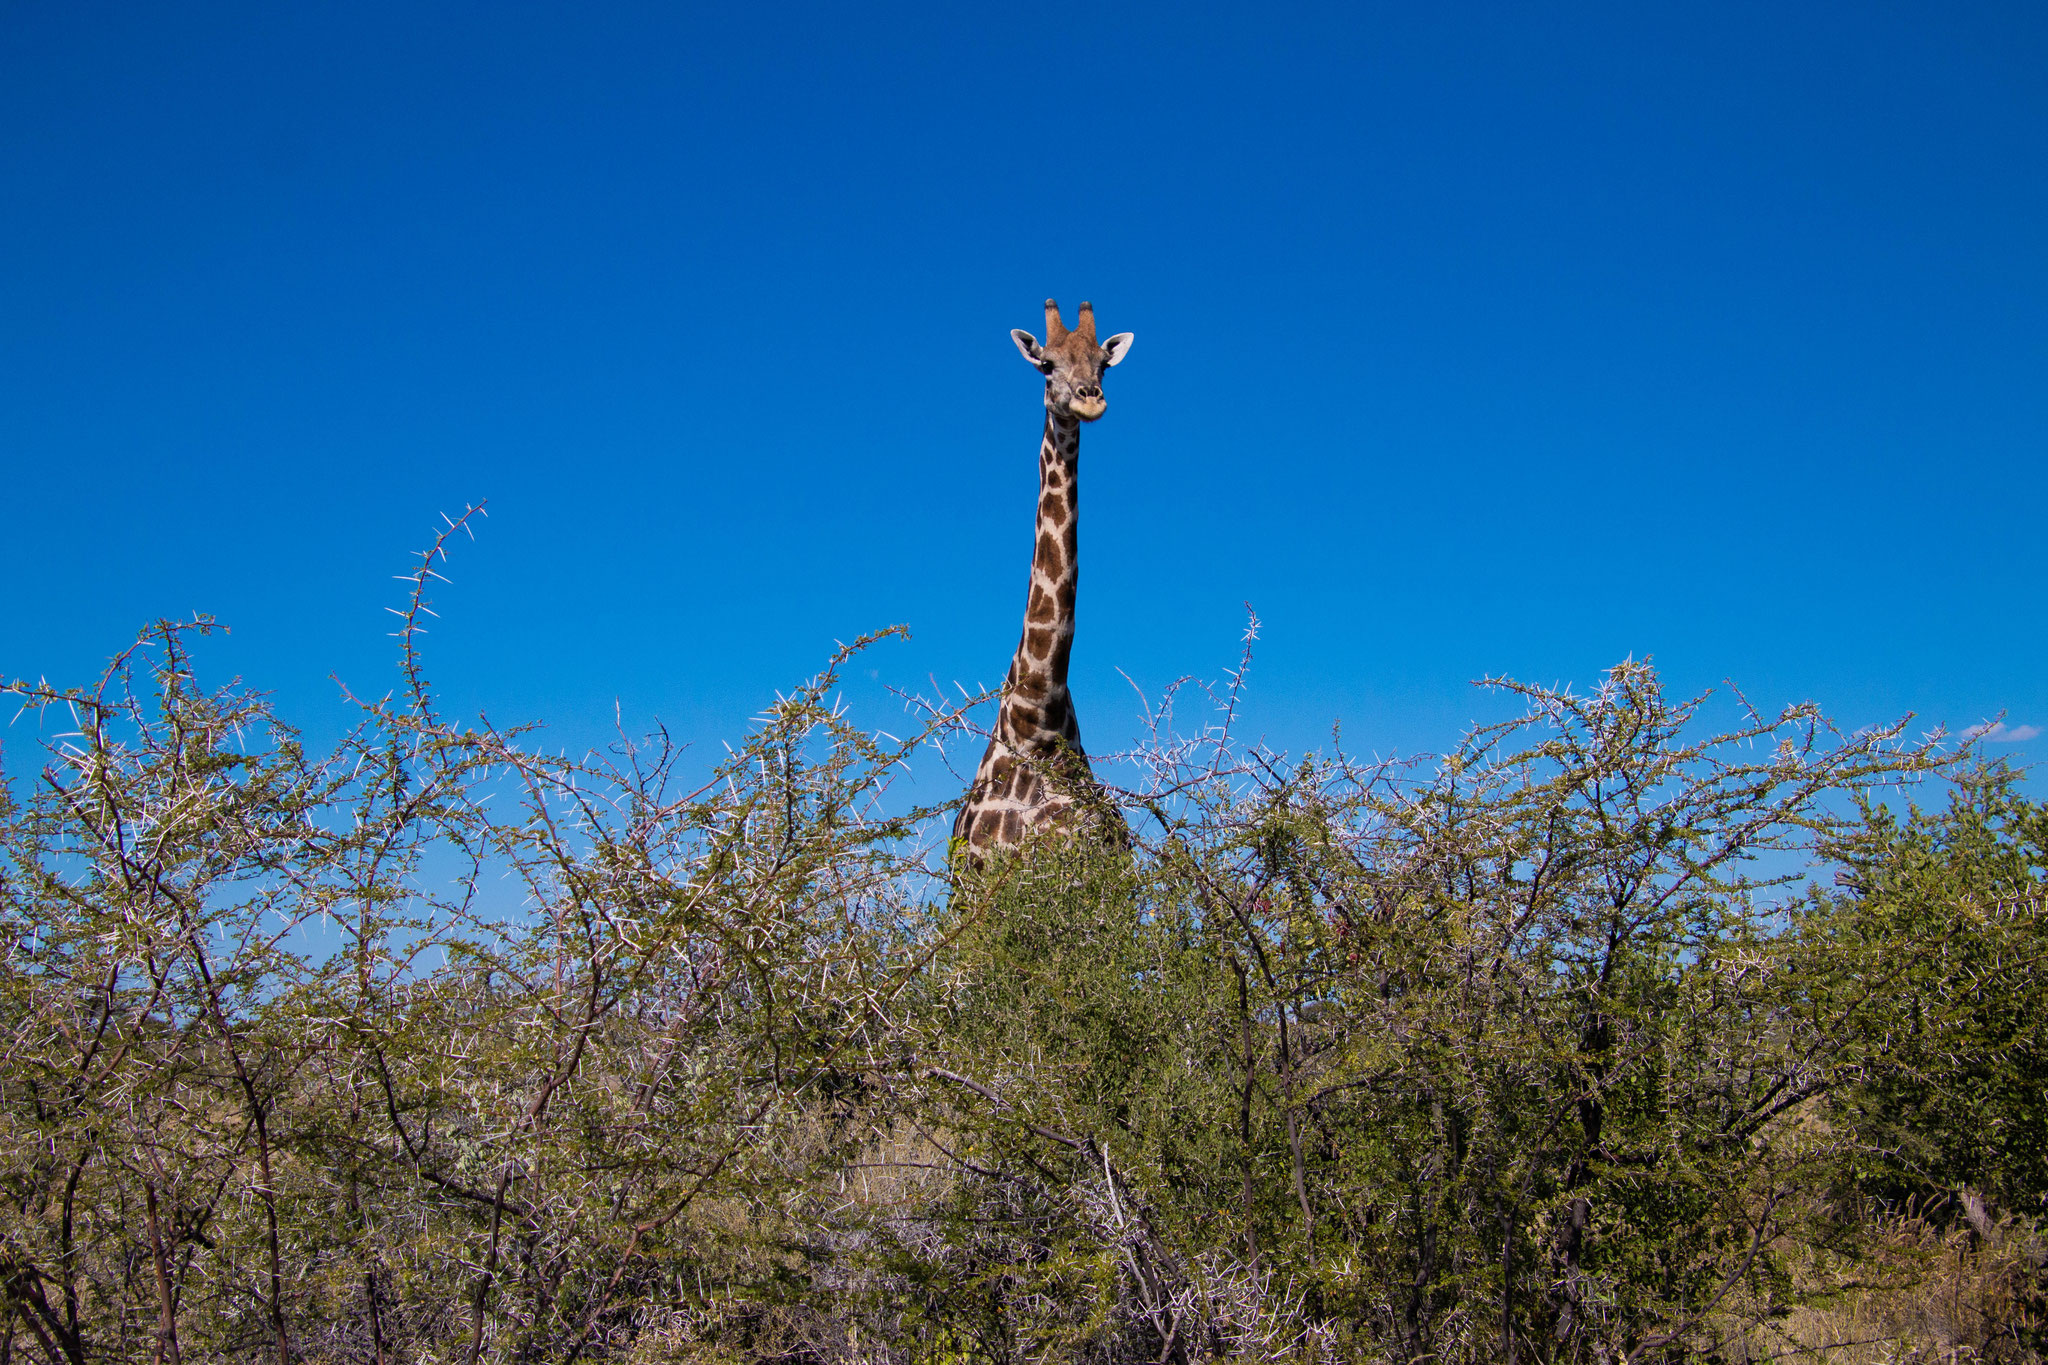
[1101, 332, 1134, 367]
[1011, 329, 1052, 371]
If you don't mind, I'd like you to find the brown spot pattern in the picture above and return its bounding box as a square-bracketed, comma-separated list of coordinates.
[1036, 531, 1063, 577]
[954, 326, 1134, 867]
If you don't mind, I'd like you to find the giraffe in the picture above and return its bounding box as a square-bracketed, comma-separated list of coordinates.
[953, 299, 1135, 864]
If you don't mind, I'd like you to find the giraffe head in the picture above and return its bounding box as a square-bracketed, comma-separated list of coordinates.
[1010, 299, 1133, 422]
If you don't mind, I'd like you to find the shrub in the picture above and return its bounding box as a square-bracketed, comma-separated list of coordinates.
[8, 526, 2041, 1363]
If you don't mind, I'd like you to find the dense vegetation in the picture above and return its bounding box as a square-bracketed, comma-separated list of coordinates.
[2, 526, 2042, 1362]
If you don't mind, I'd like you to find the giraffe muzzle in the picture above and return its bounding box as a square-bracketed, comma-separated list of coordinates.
[1069, 387, 1107, 421]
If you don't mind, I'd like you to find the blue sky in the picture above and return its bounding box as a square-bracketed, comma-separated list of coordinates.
[4, 2, 2043, 791]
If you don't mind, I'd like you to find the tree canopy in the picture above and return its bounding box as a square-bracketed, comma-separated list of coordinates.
[1, 531, 2040, 1363]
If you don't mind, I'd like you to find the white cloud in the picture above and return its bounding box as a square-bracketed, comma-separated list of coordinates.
[1961, 721, 2042, 743]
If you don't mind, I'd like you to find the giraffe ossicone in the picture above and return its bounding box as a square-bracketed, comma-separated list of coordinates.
[954, 299, 1135, 866]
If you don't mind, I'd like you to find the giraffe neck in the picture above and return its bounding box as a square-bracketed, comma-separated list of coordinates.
[999, 408, 1083, 755]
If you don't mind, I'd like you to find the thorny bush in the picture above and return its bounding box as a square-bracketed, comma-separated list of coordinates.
[2, 524, 2038, 1364]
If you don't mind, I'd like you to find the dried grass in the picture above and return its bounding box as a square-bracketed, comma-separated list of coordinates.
[1724, 1205, 2045, 1364]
